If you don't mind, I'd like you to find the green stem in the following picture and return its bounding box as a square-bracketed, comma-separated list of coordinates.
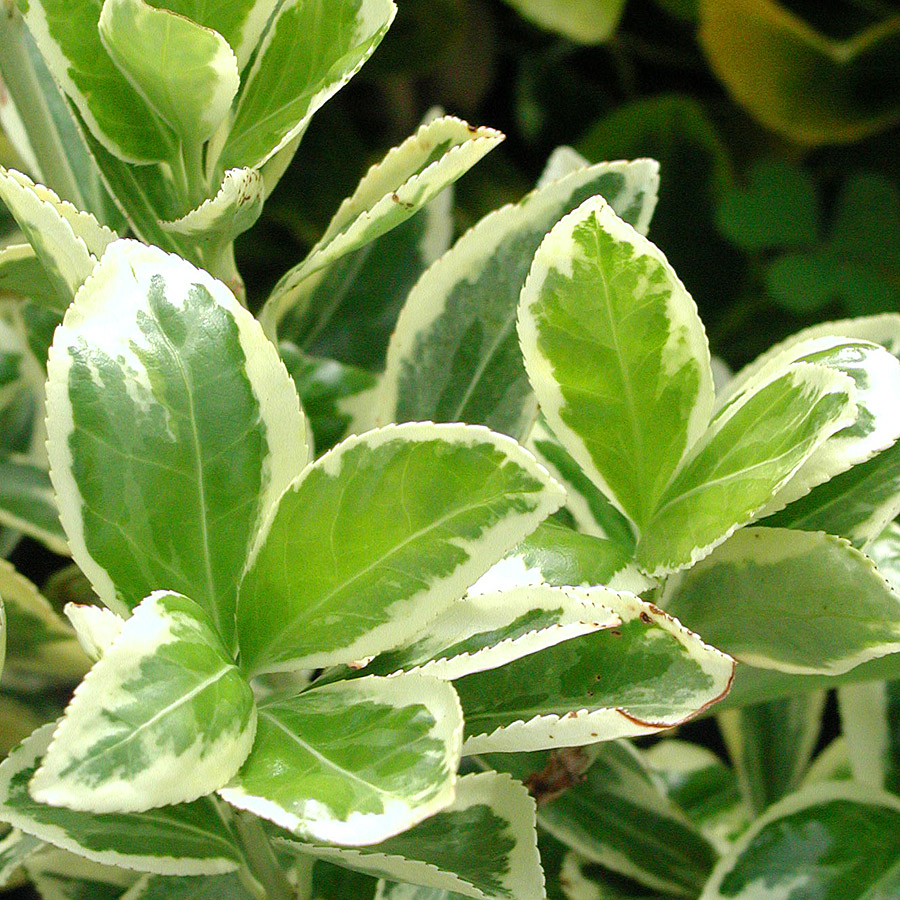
[182, 138, 208, 211]
[234, 811, 300, 900]
[0, 8, 82, 204]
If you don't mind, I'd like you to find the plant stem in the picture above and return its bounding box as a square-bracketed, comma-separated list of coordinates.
[234, 811, 300, 900]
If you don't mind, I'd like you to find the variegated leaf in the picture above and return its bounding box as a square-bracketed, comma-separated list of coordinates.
[489, 742, 716, 896]
[0, 3, 139, 224]
[0, 828, 43, 888]
[17, 0, 176, 163]
[283, 175, 453, 373]
[0, 454, 68, 556]
[280, 344, 378, 454]
[663, 527, 900, 675]
[474, 521, 653, 600]
[359, 584, 620, 681]
[98, 0, 239, 145]
[131, 0, 278, 72]
[526, 416, 636, 552]
[518, 192, 712, 531]
[700, 783, 900, 900]
[557, 852, 669, 900]
[0, 243, 60, 307]
[728, 338, 900, 520]
[636, 363, 857, 574]
[25, 847, 138, 900]
[383, 159, 660, 440]
[262, 116, 502, 336]
[457, 593, 734, 754]
[120, 872, 257, 900]
[277, 772, 544, 900]
[236, 422, 564, 675]
[30, 591, 256, 813]
[160, 168, 264, 245]
[801, 737, 854, 787]
[63, 603, 124, 663]
[0, 725, 243, 875]
[220, 673, 461, 845]
[718, 692, 826, 813]
[45, 240, 306, 649]
[643, 740, 750, 851]
[716, 313, 900, 410]
[220, 0, 397, 171]
[0, 559, 88, 685]
[0, 167, 115, 306]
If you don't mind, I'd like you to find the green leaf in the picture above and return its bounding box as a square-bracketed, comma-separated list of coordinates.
[18, 0, 176, 163]
[526, 416, 636, 553]
[518, 194, 713, 534]
[0, 725, 243, 875]
[160, 168, 264, 247]
[700, 783, 900, 899]
[0, 167, 115, 307]
[383, 159, 660, 441]
[637, 364, 857, 574]
[220, 673, 461, 844]
[262, 115, 503, 336]
[493, 741, 717, 895]
[277, 772, 544, 900]
[45, 240, 307, 649]
[498, 0, 627, 43]
[721, 337, 900, 520]
[0, 829, 44, 888]
[0, 559, 88, 685]
[643, 740, 749, 851]
[0, 454, 68, 556]
[280, 344, 378, 454]
[30, 591, 256, 813]
[285, 182, 453, 371]
[359, 584, 619, 681]
[0, 243, 63, 307]
[699, 0, 900, 145]
[141, 0, 278, 71]
[120, 872, 257, 900]
[718, 692, 826, 814]
[488, 520, 653, 600]
[98, 0, 239, 145]
[558, 854, 670, 900]
[236, 422, 564, 675]
[220, 0, 397, 171]
[801, 737, 853, 788]
[838, 679, 900, 796]
[456, 592, 733, 753]
[25, 847, 138, 900]
[716, 159, 819, 252]
[663, 527, 900, 675]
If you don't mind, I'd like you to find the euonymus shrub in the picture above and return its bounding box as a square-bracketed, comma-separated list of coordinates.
[0, 1, 900, 899]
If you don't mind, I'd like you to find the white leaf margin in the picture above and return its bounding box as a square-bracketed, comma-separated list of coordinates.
[240, 421, 566, 673]
[219, 672, 463, 846]
[30, 590, 257, 813]
[699, 781, 900, 900]
[378, 585, 621, 681]
[274, 771, 544, 900]
[45, 239, 308, 616]
[517, 194, 714, 534]
[378, 158, 661, 429]
[461, 595, 735, 754]
[0, 724, 241, 876]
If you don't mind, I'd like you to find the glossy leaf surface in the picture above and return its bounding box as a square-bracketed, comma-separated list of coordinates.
[237, 423, 564, 674]
[31, 592, 256, 813]
[220, 674, 461, 844]
[45, 240, 306, 648]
